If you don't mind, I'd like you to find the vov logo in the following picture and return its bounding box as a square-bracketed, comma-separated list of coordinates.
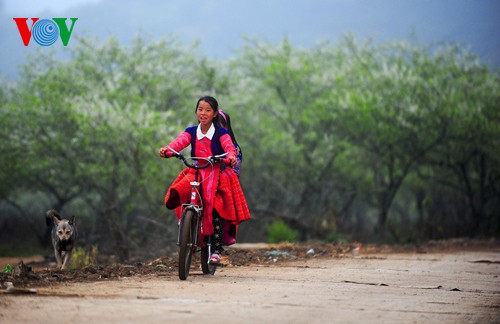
[13, 18, 78, 46]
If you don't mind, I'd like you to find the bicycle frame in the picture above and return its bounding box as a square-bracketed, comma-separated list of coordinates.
[167, 147, 228, 279]
[176, 164, 204, 249]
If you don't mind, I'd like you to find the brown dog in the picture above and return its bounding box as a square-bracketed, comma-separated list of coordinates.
[45, 209, 78, 270]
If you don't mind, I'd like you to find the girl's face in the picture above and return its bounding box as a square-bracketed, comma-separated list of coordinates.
[196, 100, 217, 128]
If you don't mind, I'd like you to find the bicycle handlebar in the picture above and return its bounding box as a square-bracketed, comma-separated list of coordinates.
[166, 147, 229, 169]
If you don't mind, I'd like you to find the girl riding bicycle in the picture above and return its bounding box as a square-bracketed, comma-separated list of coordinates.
[159, 96, 251, 264]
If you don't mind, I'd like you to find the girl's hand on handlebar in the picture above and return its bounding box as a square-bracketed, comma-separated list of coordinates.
[159, 147, 172, 158]
[229, 156, 237, 167]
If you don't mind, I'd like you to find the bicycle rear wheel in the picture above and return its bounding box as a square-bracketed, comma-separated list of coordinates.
[178, 210, 196, 280]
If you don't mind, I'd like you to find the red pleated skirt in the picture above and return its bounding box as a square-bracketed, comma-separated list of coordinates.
[164, 167, 250, 235]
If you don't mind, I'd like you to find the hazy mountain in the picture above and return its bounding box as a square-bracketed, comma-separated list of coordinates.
[1, 0, 499, 80]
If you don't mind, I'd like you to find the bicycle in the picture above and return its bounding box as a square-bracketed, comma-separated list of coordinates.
[166, 146, 229, 280]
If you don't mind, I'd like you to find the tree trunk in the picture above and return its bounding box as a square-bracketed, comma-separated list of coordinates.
[105, 205, 129, 262]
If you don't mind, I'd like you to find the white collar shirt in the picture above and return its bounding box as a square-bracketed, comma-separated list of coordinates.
[196, 123, 215, 140]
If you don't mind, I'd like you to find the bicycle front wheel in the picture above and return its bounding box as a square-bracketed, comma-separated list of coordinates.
[178, 210, 196, 280]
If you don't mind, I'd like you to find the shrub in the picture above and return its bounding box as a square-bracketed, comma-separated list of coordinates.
[69, 245, 98, 269]
[326, 231, 348, 243]
[266, 219, 299, 243]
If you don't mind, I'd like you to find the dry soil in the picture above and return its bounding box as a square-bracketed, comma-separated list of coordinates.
[1, 240, 499, 323]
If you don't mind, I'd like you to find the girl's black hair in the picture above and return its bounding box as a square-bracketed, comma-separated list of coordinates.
[217, 111, 239, 148]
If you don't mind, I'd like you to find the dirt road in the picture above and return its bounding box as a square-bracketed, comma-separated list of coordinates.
[1, 245, 499, 324]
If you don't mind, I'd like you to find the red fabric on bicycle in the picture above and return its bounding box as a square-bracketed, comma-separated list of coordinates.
[165, 166, 250, 235]
[214, 168, 250, 224]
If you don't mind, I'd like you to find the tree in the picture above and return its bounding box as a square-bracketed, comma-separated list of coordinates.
[229, 38, 358, 239]
[418, 54, 500, 236]
[229, 36, 500, 242]
[1, 36, 203, 259]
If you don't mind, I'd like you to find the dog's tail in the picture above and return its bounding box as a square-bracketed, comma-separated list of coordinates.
[45, 209, 62, 226]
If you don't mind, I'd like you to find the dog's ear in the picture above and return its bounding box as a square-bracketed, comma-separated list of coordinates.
[46, 209, 61, 226]
[69, 215, 76, 226]
[52, 210, 62, 221]
[52, 215, 61, 225]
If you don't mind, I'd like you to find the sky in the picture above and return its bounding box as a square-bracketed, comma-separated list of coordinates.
[3, 0, 102, 15]
[1, 0, 499, 80]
